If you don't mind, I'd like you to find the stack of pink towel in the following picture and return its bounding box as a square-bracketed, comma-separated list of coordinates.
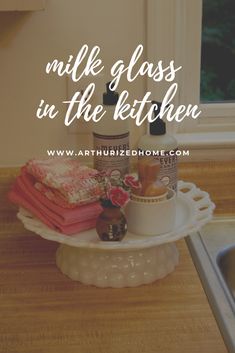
[8, 158, 104, 235]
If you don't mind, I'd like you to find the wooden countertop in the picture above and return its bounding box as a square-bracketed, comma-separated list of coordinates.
[0, 162, 233, 353]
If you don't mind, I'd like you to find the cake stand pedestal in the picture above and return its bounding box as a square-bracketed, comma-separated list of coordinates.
[56, 242, 179, 288]
[18, 181, 215, 288]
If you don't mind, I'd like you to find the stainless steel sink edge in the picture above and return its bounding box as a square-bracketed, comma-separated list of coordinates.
[200, 234, 235, 315]
[186, 230, 235, 353]
[216, 245, 235, 310]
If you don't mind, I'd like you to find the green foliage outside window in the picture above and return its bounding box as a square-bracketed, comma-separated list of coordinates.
[201, 0, 235, 102]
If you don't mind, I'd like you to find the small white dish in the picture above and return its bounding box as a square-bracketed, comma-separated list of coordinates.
[125, 189, 176, 236]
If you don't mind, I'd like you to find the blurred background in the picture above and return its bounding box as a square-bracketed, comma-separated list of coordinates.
[0, 0, 234, 166]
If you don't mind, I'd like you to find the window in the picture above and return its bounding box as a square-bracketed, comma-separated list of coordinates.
[147, 0, 235, 150]
[201, 0, 235, 103]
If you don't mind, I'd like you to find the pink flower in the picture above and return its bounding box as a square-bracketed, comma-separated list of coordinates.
[108, 187, 129, 207]
[124, 175, 141, 189]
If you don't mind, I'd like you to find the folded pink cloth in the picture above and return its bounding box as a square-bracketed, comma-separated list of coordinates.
[19, 170, 102, 225]
[8, 185, 97, 235]
[26, 158, 103, 207]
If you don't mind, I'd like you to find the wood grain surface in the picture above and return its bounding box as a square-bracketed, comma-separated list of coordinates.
[179, 161, 235, 216]
[0, 162, 232, 353]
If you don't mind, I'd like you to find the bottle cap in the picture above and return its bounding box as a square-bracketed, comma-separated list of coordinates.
[103, 82, 119, 105]
[150, 101, 166, 135]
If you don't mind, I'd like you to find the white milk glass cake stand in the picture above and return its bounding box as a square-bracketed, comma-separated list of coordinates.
[17, 181, 215, 288]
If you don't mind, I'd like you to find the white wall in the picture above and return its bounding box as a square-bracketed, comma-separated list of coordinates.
[0, 0, 146, 166]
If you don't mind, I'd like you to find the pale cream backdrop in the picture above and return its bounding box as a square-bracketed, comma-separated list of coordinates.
[0, 0, 146, 166]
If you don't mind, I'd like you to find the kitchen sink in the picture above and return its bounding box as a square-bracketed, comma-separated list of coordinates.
[218, 246, 235, 303]
[187, 218, 235, 353]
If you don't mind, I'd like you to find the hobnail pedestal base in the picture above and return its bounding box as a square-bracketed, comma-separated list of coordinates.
[56, 242, 179, 288]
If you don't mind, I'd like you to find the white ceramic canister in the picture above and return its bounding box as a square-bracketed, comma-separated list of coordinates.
[125, 189, 176, 236]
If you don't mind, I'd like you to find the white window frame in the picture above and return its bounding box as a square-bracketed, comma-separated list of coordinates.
[147, 0, 235, 159]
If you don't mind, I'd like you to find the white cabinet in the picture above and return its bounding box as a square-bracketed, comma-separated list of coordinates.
[0, 0, 45, 11]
